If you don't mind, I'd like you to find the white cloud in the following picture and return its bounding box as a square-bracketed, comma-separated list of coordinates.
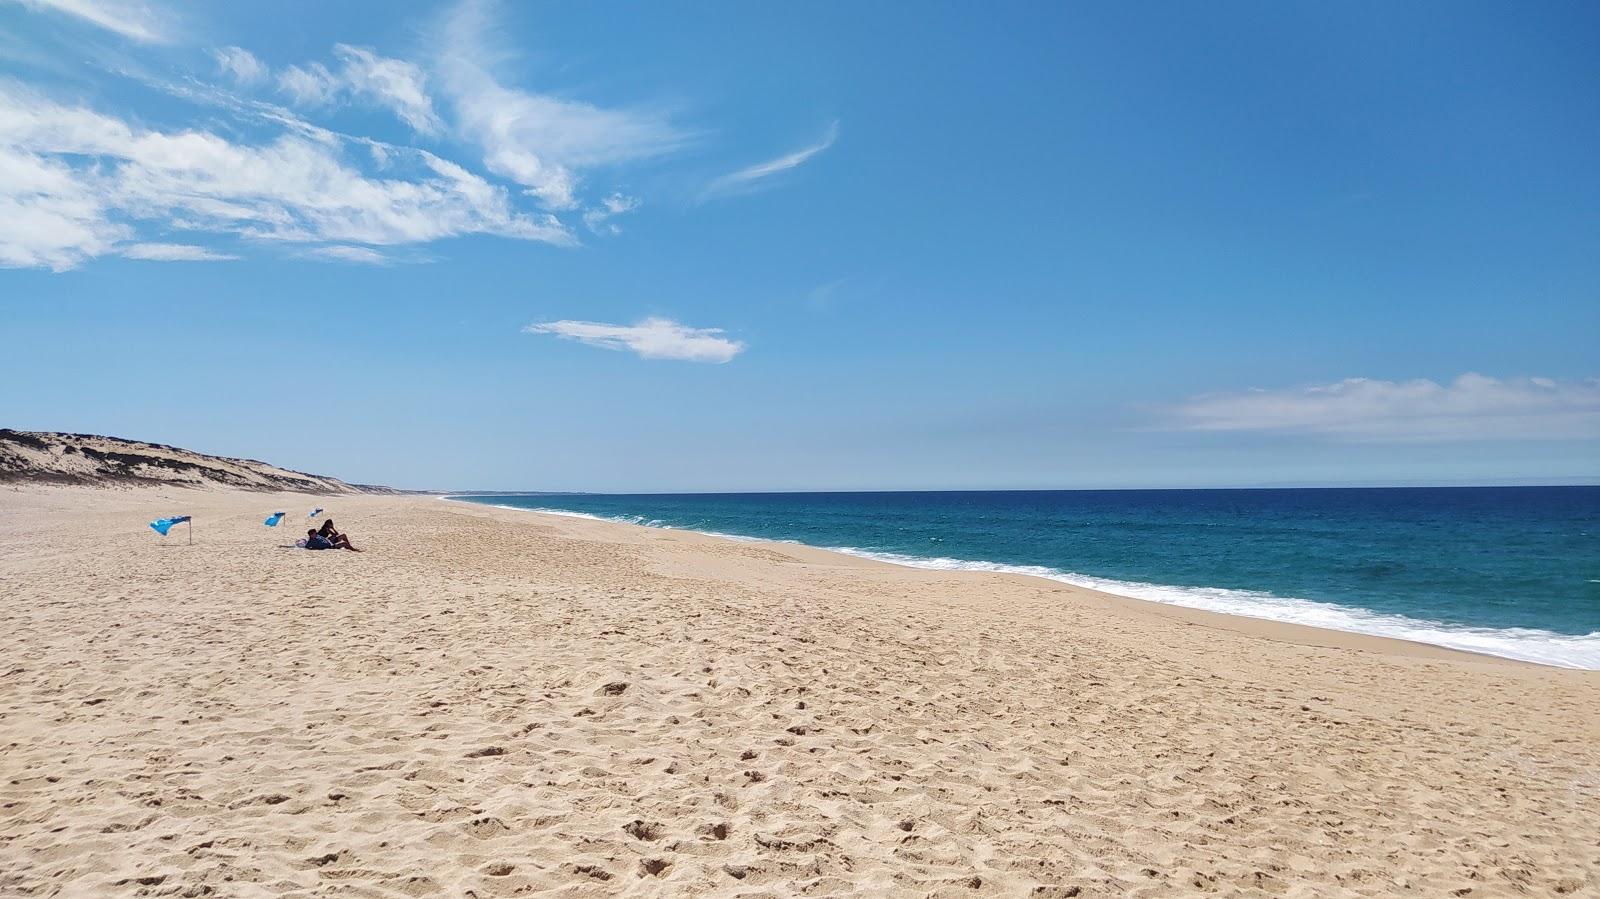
[703, 120, 838, 199]
[1169, 374, 1600, 441]
[333, 44, 442, 135]
[277, 45, 442, 136]
[525, 317, 744, 363]
[436, 0, 685, 209]
[1, 3, 701, 268]
[0, 145, 128, 270]
[122, 242, 238, 261]
[0, 83, 571, 270]
[582, 192, 639, 235]
[303, 245, 388, 265]
[5, 0, 170, 43]
[213, 46, 267, 86]
[277, 62, 339, 106]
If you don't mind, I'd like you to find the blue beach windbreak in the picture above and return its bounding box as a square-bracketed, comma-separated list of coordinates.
[149, 516, 191, 536]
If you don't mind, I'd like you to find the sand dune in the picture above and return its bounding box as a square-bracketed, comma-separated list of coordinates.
[0, 430, 400, 494]
[1, 486, 1596, 897]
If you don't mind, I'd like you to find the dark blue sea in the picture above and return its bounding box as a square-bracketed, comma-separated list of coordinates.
[453, 488, 1600, 668]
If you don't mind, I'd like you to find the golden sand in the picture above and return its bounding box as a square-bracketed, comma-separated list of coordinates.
[1, 486, 1596, 897]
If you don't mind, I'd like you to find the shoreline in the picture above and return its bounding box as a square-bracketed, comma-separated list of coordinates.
[443, 495, 1596, 671]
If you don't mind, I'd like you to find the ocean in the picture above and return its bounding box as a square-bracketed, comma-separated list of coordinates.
[453, 487, 1600, 669]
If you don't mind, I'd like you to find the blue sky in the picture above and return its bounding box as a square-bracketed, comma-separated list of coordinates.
[1, 0, 1596, 491]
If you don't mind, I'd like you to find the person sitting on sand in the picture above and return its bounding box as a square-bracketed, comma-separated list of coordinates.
[312, 518, 363, 553]
[316, 518, 363, 552]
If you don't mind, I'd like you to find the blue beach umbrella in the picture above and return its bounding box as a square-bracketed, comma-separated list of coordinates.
[265, 511, 286, 527]
[149, 515, 191, 536]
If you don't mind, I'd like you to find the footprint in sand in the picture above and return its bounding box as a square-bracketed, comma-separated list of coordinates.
[638, 858, 671, 877]
[464, 816, 510, 838]
[572, 864, 612, 881]
[622, 819, 662, 841]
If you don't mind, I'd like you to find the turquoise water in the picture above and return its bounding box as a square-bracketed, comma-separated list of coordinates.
[454, 488, 1600, 669]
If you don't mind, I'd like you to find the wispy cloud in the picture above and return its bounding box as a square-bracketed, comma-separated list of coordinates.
[277, 45, 442, 136]
[582, 192, 640, 235]
[436, 0, 686, 209]
[525, 317, 744, 363]
[1168, 374, 1600, 441]
[5, 0, 171, 43]
[276, 62, 338, 106]
[122, 242, 238, 261]
[332, 45, 442, 136]
[0, 142, 129, 270]
[0, 82, 570, 270]
[212, 46, 267, 86]
[302, 245, 389, 265]
[0, 0, 713, 269]
[804, 277, 850, 310]
[703, 120, 838, 200]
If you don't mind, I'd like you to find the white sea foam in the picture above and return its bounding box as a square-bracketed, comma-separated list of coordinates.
[824, 548, 1600, 670]
[447, 497, 1600, 670]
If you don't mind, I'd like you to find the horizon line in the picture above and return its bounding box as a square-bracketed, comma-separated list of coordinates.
[436, 481, 1600, 496]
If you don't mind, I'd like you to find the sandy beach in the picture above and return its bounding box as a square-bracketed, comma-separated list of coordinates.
[1, 485, 1597, 898]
